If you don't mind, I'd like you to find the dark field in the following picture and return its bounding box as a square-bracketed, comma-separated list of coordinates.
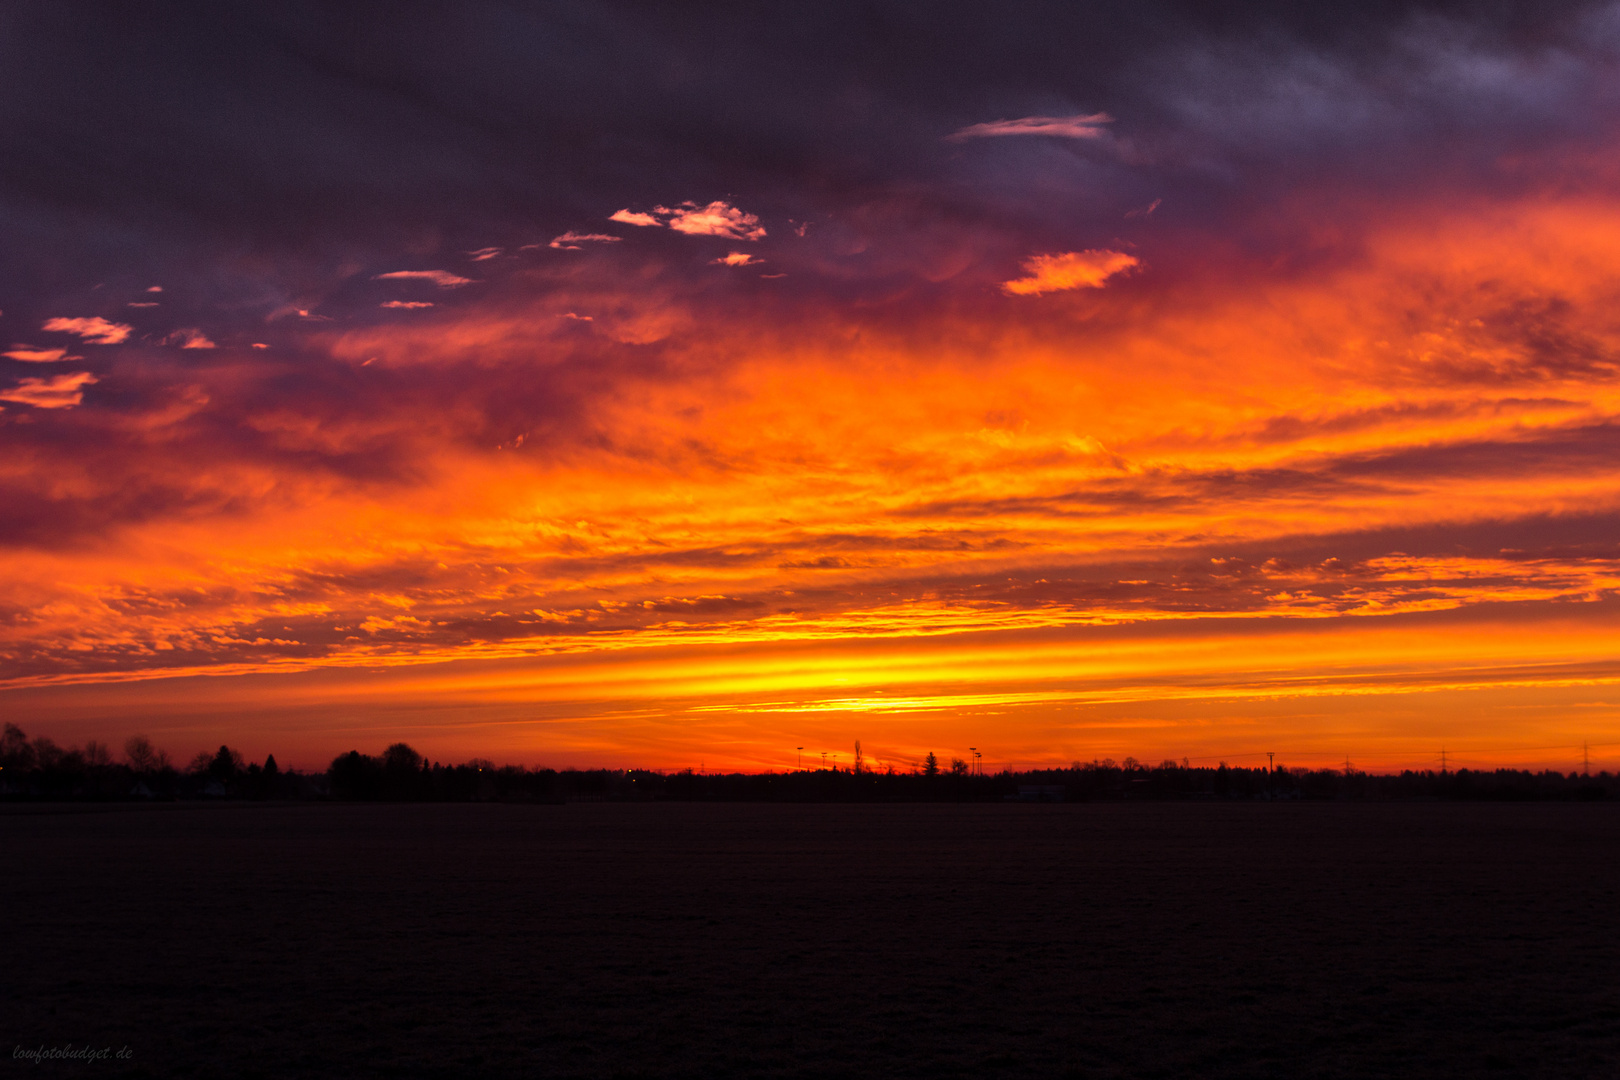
[5, 803, 1618, 1078]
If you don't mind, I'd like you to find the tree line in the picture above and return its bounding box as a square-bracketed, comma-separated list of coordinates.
[1, 724, 1613, 802]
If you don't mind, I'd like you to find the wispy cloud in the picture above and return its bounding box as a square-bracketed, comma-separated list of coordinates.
[381, 301, 434, 309]
[164, 328, 216, 349]
[714, 252, 762, 266]
[948, 112, 1113, 141]
[0, 371, 97, 408]
[1001, 250, 1139, 295]
[666, 201, 765, 240]
[373, 270, 475, 287]
[41, 317, 132, 345]
[3, 346, 79, 363]
[465, 247, 503, 261]
[550, 231, 623, 250]
[609, 202, 766, 240]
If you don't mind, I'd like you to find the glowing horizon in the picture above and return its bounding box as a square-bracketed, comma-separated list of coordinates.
[3, 4, 1619, 774]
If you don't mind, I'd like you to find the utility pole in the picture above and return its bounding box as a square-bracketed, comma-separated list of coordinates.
[1267, 752, 1274, 799]
[969, 747, 976, 777]
[797, 747, 803, 770]
[1440, 748, 1447, 774]
[1583, 741, 1591, 776]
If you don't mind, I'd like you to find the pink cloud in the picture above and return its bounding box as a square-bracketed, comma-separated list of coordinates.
[381, 301, 435, 309]
[948, 112, 1113, 141]
[41, 316, 132, 345]
[466, 247, 503, 261]
[164, 328, 216, 349]
[664, 201, 765, 240]
[1000, 250, 1139, 296]
[714, 252, 762, 266]
[2, 346, 79, 363]
[373, 270, 475, 287]
[0, 371, 97, 408]
[550, 232, 623, 250]
[610, 202, 766, 240]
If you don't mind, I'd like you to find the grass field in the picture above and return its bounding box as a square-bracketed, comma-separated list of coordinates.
[5, 802, 1618, 1077]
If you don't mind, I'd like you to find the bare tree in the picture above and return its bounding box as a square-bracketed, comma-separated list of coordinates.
[124, 735, 169, 773]
[1, 723, 35, 770]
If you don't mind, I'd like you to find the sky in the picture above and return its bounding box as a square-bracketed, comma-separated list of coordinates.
[2, 1, 1619, 772]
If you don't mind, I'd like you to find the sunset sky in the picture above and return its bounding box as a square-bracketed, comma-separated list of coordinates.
[3, 2, 1619, 772]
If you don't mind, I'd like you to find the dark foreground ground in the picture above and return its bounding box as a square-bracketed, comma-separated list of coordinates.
[4, 803, 1618, 1078]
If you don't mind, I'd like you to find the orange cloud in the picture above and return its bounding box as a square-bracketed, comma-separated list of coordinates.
[373, 270, 475, 287]
[612, 202, 765, 240]
[0, 370, 97, 408]
[550, 232, 621, 249]
[3, 346, 78, 362]
[164, 329, 216, 349]
[663, 201, 765, 240]
[41, 317, 132, 345]
[1000, 250, 1138, 295]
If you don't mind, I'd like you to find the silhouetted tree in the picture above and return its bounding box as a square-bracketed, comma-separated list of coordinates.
[381, 742, 425, 798]
[328, 750, 382, 799]
[1, 723, 35, 770]
[207, 745, 245, 782]
[923, 752, 939, 777]
[263, 754, 278, 776]
[32, 737, 64, 770]
[950, 757, 968, 777]
[124, 734, 167, 773]
[383, 742, 422, 773]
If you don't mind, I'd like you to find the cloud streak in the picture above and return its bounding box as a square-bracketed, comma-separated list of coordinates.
[549, 232, 622, 250]
[0, 371, 97, 409]
[41, 318, 131, 345]
[3, 347, 79, 363]
[1001, 250, 1138, 295]
[948, 111, 1113, 141]
[373, 270, 475, 287]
